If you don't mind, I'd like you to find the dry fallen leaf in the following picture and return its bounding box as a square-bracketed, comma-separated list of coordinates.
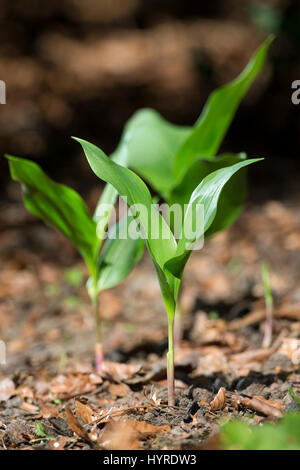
[74, 400, 95, 424]
[129, 420, 171, 437]
[98, 418, 170, 450]
[241, 395, 284, 419]
[38, 403, 59, 419]
[0, 377, 16, 401]
[230, 348, 273, 366]
[210, 387, 226, 411]
[19, 401, 39, 414]
[98, 420, 141, 450]
[48, 436, 72, 450]
[48, 373, 97, 399]
[278, 338, 300, 365]
[65, 408, 90, 440]
[108, 383, 131, 397]
[102, 361, 141, 381]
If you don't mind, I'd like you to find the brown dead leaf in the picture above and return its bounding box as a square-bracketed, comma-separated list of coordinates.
[0, 377, 15, 401]
[65, 407, 91, 442]
[102, 361, 141, 381]
[108, 383, 131, 397]
[98, 420, 140, 450]
[16, 386, 34, 399]
[130, 420, 171, 437]
[48, 436, 72, 450]
[19, 401, 39, 414]
[48, 373, 97, 399]
[278, 338, 300, 365]
[241, 395, 284, 419]
[228, 304, 300, 330]
[230, 348, 273, 366]
[210, 387, 226, 411]
[74, 400, 95, 424]
[38, 403, 59, 419]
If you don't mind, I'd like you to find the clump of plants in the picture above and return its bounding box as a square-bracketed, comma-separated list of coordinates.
[6, 36, 273, 406]
[75, 36, 273, 405]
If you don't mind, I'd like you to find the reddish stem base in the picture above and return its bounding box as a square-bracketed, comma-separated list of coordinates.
[95, 342, 103, 374]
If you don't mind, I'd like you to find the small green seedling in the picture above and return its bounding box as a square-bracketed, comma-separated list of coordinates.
[109, 35, 274, 340]
[76, 136, 262, 405]
[29, 422, 55, 444]
[288, 386, 300, 408]
[261, 262, 274, 348]
[6, 155, 144, 372]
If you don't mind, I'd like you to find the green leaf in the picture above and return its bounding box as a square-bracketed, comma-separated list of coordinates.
[165, 158, 262, 278]
[94, 215, 144, 292]
[288, 386, 300, 407]
[6, 155, 99, 276]
[92, 141, 130, 245]
[169, 153, 248, 237]
[220, 413, 300, 450]
[35, 422, 47, 438]
[74, 138, 178, 278]
[112, 108, 191, 198]
[173, 35, 274, 182]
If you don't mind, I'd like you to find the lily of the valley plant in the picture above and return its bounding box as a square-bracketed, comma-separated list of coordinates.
[76, 36, 272, 405]
[76, 139, 262, 405]
[103, 35, 273, 341]
[6, 155, 144, 372]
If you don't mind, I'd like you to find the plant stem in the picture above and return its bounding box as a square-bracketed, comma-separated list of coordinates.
[174, 301, 183, 347]
[262, 304, 273, 349]
[261, 263, 273, 349]
[91, 290, 103, 373]
[167, 316, 175, 406]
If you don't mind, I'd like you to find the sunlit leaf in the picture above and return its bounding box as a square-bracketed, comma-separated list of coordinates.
[165, 158, 263, 278]
[173, 35, 273, 182]
[112, 108, 191, 198]
[74, 138, 177, 277]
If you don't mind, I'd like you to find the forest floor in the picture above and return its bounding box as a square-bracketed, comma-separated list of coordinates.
[0, 195, 300, 450]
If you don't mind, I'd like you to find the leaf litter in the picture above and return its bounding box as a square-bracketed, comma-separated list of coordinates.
[0, 200, 300, 449]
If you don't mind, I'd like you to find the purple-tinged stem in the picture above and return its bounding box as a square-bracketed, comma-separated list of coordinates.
[174, 302, 183, 348]
[262, 305, 273, 349]
[167, 318, 175, 406]
[92, 291, 103, 373]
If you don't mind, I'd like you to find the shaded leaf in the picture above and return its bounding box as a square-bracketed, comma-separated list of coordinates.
[113, 108, 191, 198]
[95, 215, 144, 292]
[6, 155, 98, 276]
[165, 158, 262, 278]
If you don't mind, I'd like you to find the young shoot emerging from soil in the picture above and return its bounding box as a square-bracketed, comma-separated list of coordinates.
[76, 36, 273, 405]
[5, 155, 144, 372]
[76, 136, 262, 406]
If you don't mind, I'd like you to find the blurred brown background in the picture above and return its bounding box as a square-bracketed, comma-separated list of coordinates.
[0, 0, 299, 203]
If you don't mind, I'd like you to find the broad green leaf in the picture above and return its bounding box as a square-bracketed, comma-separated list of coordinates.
[6, 155, 98, 276]
[169, 153, 248, 238]
[92, 140, 130, 247]
[95, 215, 144, 292]
[74, 138, 178, 278]
[112, 108, 191, 198]
[220, 413, 300, 450]
[173, 35, 274, 182]
[165, 158, 263, 278]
